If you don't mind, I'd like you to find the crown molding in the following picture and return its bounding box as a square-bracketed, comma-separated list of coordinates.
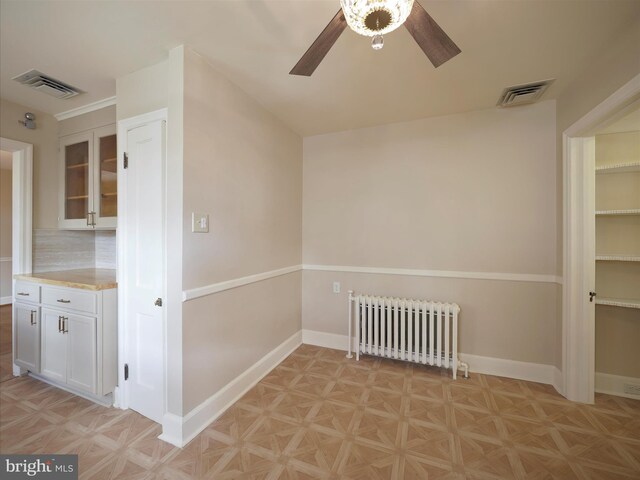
[54, 96, 116, 121]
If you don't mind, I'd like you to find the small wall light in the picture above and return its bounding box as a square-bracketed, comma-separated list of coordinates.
[18, 112, 36, 129]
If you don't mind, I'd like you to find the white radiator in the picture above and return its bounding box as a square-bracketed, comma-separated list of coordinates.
[348, 291, 469, 379]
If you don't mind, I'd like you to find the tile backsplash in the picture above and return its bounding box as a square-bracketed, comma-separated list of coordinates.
[33, 229, 116, 272]
[95, 230, 116, 269]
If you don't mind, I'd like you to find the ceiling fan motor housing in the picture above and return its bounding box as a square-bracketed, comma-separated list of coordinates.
[341, 0, 415, 36]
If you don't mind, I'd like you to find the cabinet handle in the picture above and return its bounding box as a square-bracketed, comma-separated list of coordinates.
[87, 212, 92, 226]
[17, 292, 29, 296]
[30, 310, 37, 325]
[58, 316, 62, 332]
[91, 211, 97, 227]
[57, 299, 71, 303]
[63, 317, 68, 334]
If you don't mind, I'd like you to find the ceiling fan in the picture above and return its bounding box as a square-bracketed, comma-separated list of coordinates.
[290, 0, 461, 76]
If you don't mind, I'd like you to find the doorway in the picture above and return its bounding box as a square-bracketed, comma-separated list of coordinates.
[562, 74, 640, 403]
[0, 137, 33, 380]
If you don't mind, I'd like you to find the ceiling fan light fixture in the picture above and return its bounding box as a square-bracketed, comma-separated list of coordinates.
[340, 0, 415, 36]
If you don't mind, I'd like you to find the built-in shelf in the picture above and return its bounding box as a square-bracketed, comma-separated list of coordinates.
[596, 298, 640, 309]
[66, 195, 88, 200]
[101, 192, 117, 198]
[596, 162, 640, 174]
[596, 209, 640, 216]
[596, 255, 640, 262]
[67, 162, 89, 170]
[102, 158, 117, 164]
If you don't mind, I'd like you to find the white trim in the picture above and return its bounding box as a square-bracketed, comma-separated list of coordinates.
[562, 72, 640, 404]
[553, 367, 564, 396]
[182, 265, 302, 301]
[0, 296, 12, 306]
[1, 137, 33, 379]
[595, 372, 640, 400]
[564, 73, 640, 137]
[54, 96, 116, 121]
[302, 329, 561, 389]
[160, 331, 302, 448]
[0, 257, 11, 262]
[182, 264, 561, 303]
[303, 264, 562, 285]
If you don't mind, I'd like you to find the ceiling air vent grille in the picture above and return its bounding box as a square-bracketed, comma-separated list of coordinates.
[497, 79, 555, 107]
[12, 70, 82, 99]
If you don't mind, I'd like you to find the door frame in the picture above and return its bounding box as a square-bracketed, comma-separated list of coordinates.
[1, 137, 33, 377]
[562, 73, 640, 403]
[115, 108, 168, 415]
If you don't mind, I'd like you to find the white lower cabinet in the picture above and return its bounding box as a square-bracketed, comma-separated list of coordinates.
[66, 313, 97, 393]
[14, 282, 116, 401]
[41, 307, 103, 396]
[14, 302, 41, 373]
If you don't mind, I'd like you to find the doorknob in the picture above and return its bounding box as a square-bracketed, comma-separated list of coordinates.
[154, 298, 163, 307]
[589, 291, 597, 303]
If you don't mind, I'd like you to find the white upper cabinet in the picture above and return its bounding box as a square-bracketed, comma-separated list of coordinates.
[58, 124, 117, 229]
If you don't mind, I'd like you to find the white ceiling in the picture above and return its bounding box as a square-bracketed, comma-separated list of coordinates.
[1, 0, 639, 136]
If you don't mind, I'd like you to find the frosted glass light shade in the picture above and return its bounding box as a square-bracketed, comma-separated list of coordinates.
[340, 0, 414, 37]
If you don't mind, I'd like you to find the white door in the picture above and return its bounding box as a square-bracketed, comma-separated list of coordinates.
[124, 120, 165, 423]
[66, 313, 97, 394]
[41, 308, 67, 383]
[14, 303, 40, 372]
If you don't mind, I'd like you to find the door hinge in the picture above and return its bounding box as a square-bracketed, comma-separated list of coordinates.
[123, 152, 128, 169]
[124, 363, 129, 381]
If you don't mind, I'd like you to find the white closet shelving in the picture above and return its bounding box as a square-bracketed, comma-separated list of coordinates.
[595, 129, 640, 311]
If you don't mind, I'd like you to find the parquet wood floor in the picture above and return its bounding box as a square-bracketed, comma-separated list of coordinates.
[1, 344, 639, 479]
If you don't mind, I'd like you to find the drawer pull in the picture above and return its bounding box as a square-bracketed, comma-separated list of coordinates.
[17, 292, 29, 296]
[30, 310, 37, 326]
[57, 299, 71, 304]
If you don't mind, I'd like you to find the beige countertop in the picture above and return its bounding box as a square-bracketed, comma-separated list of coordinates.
[14, 269, 117, 291]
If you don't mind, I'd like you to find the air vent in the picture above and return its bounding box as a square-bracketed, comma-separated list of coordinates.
[12, 70, 83, 99]
[497, 79, 555, 108]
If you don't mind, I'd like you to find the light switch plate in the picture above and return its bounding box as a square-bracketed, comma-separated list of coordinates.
[192, 213, 209, 233]
[333, 281, 341, 294]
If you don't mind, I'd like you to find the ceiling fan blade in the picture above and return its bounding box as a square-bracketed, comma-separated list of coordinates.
[290, 9, 347, 76]
[403, 1, 461, 68]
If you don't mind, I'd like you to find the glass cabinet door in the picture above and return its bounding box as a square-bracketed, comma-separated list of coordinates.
[61, 134, 92, 223]
[96, 127, 117, 221]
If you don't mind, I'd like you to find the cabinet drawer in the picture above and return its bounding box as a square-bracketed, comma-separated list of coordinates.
[42, 286, 97, 315]
[15, 281, 40, 303]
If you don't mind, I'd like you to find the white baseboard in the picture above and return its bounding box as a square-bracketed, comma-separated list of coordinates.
[160, 331, 302, 448]
[302, 329, 560, 388]
[302, 329, 355, 352]
[595, 372, 640, 400]
[553, 366, 564, 396]
[0, 296, 12, 306]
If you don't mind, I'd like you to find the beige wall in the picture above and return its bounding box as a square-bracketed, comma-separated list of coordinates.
[303, 101, 559, 366]
[181, 48, 302, 414]
[116, 60, 168, 121]
[0, 165, 11, 300]
[0, 98, 58, 229]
